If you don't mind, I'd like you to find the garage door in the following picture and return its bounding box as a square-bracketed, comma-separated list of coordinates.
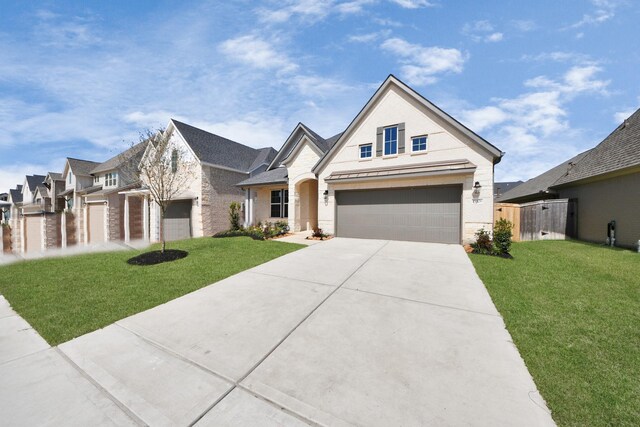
[25, 215, 42, 252]
[163, 200, 192, 241]
[336, 185, 461, 244]
[88, 204, 106, 244]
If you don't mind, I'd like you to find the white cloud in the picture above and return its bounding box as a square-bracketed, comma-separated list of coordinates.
[218, 35, 298, 74]
[381, 37, 466, 85]
[521, 51, 593, 64]
[389, 0, 435, 9]
[462, 20, 504, 43]
[257, 0, 333, 24]
[348, 29, 391, 43]
[458, 65, 613, 180]
[336, 0, 376, 14]
[614, 109, 635, 123]
[569, 0, 623, 28]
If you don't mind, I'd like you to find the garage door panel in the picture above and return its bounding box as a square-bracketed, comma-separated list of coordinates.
[163, 200, 192, 241]
[88, 204, 106, 244]
[336, 186, 461, 244]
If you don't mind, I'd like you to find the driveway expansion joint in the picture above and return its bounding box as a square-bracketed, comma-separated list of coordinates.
[342, 287, 502, 318]
[54, 346, 147, 427]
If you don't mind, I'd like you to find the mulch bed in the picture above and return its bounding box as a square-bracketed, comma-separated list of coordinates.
[127, 250, 188, 266]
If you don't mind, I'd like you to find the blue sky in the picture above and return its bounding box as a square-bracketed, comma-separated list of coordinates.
[1, 0, 639, 191]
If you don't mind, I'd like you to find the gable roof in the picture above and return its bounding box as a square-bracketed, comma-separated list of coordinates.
[494, 181, 523, 201]
[313, 74, 503, 173]
[249, 147, 278, 172]
[47, 172, 63, 181]
[499, 150, 592, 203]
[90, 141, 148, 175]
[10, 186, 23, 203]
[268, 123, 342, 170]
[67, 158, 101, 176]
[171, 119, 267, 172]
[553, 108, 640, 187]
[25, 175, 47, 192]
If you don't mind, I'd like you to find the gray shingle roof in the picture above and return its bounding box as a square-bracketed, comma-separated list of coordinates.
[499, 151, 592, 203]
[554, 108, 640, 186]
[494, 181, 523, 201]
[172, 119, 266, 172]
[47, 172, 63, 181]
[90, 141, 148, 175]
[236, 167, 288, 187]
[68, 158, 101, 176]
[26, 175, 47, 192]
[10, 186, 23, 203]
[249, 147, 278, 172]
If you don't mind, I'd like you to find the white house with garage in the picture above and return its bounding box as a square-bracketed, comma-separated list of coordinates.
[238, 74, 503, 244]
[122, 119, 277, 243]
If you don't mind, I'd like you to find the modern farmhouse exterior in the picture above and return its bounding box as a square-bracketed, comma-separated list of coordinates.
[239, 75, 503, 244]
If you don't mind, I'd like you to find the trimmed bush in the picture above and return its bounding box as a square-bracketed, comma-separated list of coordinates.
[493, 218, 513, 255]
[229, 202, 241, 231]
[471, 228, 493, 255]
[213, 228, 265, 240]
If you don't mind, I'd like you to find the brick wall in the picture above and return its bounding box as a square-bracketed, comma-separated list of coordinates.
[44, 213, 62, 249]
[66, 211, 78, 246]
[129, 197, 144, 240]
[107, 194, 125, 241]
[2, 226, 11, 253]
[200, 166, 247, 236]
[10, 214, 20, 254]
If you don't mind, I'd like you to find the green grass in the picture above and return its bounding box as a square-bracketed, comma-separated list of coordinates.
[470, 240, 640, 427]
[0, 237, 303, 346]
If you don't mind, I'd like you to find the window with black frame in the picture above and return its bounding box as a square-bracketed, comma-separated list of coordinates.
[270, 189, 289, 218]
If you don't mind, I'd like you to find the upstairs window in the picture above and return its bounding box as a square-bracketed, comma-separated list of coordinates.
[94, 175, 99, 184]
[359, 144, 372, 159]
[412, 136, 428, 152]
[68, 171, 72, 184]
[171, 149, 178, 173]
[270, 189, 289, 218]
[105, 172, 118, 187]
[384, 126, 398, 155]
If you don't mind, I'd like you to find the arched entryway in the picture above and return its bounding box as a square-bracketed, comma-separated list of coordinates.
[293, 177, 318, 232]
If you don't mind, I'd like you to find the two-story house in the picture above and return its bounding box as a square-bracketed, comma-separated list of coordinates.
[123, 119, 277, 243]
[60, 158, 102, 247]
[239, 75, 503, 244]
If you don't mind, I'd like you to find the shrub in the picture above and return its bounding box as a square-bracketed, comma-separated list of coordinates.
[471, 228, 493, 255]
[213, 228, 265, 240]
[493, 218, 513, 255]
[312, 227, 328, 239]
[229, 202, 241, 231]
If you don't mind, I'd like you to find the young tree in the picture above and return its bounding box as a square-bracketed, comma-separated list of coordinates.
[121, 129, 195, 253]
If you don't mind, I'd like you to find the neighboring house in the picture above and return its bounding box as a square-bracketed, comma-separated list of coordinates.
[553, 109, 640, 248]
[494, 181, 523, 201]
[82, 142, 147, 244]
[498, 150, 591, 204]
[239, 75, 503, 244]
[0, 193, 8, 224]
[60, 158, 102, 247]
[500, 108, 640, 248]
[125, 119, 277, 242]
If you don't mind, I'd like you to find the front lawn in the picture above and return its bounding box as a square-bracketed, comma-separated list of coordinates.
[0, 237, 303, 346]
[470, 240, 639, 427]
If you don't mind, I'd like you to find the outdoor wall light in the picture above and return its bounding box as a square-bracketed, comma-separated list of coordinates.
[323, 190, 329, 204]
[194, 196, 199, 207]
[473, 181, 482, 189]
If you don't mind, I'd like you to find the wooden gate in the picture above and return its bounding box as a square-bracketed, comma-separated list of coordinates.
[494, 203, 521, 242]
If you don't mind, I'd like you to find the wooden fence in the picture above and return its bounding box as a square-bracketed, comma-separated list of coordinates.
[494, 199, 577, 242]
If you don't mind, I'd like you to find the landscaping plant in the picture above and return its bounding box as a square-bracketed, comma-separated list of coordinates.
[229, 201, 242, 231]
[471, 227, 493, 255]
[493, 218, 513, 256]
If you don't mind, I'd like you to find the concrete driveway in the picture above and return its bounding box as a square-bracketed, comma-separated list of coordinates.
[4, 238, 555, 426]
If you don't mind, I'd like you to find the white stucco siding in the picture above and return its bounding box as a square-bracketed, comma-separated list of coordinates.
[317, 84, 495, 243]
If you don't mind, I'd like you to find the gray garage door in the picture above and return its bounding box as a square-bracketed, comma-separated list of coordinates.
[336, 185, 462, 244]
[163, 200, 192, 241]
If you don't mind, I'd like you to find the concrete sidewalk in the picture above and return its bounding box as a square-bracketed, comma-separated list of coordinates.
[0, 296, 139, 426]
[2, 239, 555, 426]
